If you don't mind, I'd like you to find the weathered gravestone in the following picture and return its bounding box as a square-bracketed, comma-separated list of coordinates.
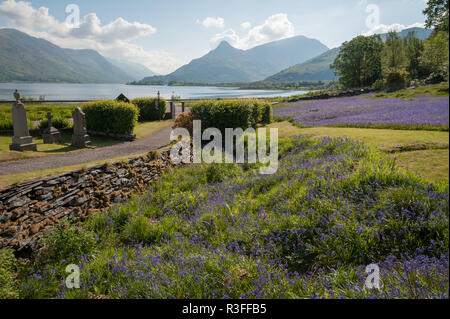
[9, 90, 37, 152]
[71, 107, 91, 148]
[42, 112, 62, 144]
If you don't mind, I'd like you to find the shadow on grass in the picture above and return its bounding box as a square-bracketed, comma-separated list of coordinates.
[38, 134, 122, 154]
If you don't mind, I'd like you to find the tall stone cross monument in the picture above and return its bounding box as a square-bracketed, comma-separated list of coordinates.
[9, 90, 37, 152]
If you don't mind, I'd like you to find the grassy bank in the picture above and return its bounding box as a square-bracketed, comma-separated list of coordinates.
[3, 135, 447, 299]
[267, 121, 449, 184]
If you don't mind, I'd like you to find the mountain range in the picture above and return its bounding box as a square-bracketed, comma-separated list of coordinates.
[266, 27, 434, 83]
[0, 27, 434, 85]
[136, 36, 330, 84]
[0, 28, 155, 83]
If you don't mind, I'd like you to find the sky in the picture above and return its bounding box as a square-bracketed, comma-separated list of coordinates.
[0, 0, 429, 75]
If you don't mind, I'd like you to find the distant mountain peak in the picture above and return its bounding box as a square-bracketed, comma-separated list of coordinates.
[217, 40, 233, 48]
[136, 35, 329, 84]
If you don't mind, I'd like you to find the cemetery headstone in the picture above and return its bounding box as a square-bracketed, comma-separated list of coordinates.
[72, 107, 91, 148]
[42, 112, 62, 144]
[9, 90, 37, 152]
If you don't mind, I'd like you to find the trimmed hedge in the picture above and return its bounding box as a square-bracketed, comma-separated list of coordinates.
[261, 101, 272, 124]
[132, 97, 167, 121]
[82, 100, 139, 135]
[190, 99, 272, 134]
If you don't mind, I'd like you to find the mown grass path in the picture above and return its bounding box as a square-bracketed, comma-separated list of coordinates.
[0, 125, 172, 176]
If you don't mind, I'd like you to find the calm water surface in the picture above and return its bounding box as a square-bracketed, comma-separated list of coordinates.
[0, 83, 308, 101]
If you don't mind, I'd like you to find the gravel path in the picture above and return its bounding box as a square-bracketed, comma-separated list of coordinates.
[0, 125, 174, 176]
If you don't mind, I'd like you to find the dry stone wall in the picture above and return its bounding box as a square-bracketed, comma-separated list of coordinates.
[0, 150, 179, 256]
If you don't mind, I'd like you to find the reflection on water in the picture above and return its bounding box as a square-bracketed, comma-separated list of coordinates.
[0, 83, 308, 101]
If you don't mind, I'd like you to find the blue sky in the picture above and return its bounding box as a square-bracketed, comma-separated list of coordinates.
[0, 0, 429, 74]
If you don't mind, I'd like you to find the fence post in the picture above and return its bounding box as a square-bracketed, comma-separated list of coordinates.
[170, 102, 175, 119]
[182, 102, 185, 113]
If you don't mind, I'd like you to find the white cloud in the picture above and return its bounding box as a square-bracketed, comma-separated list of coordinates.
[241, 21, 251, 30]
[362, 22, 426, 36]
[0, 0, 182, 74]
[197, 17, 225, 28]
[210, 13, 295, 50]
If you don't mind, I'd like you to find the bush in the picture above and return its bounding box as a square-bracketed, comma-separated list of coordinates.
[0, 118, 35, 131]
[132, 97, 167, 121]
[38, 117, 72, 130]
[40, 221, 97, 263]
[0, 248, 19, 299]
[371, 79, 385, 91]
[0, 118, 13, 131]
[385, 68, 409, 92]
[173, 112, 195, 135]
[190, 99, 272, 134]
[82, 100, 139, 135]
[426, 67, 449, 84]
[261, 102, 272, 124]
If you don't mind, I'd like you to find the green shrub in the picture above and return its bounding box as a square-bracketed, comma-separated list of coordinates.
[190, 99, 272, 134]
[0, 118, 35, 131]
[40, 221, 97, 263]
[132, 97, 167, 121]
[82, 100, 139, 135]
[372, 79, 385, 91]
[0, 248, 19, 299]
[38, 117, 72, 130]
[0, 118, 13, 130]
[249, 100, 263, 127]
[173, 112, 195, 135]
[385, 68, 409, 92]
[261, 102, 272, 124]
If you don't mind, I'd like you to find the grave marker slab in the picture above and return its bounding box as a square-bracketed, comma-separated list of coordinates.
[71, 107, 91, 148]
[9, 91, 37, 152]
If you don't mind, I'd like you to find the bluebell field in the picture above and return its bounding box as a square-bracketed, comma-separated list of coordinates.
[274, 95, 449, 130]
[14, 136, 449, 299]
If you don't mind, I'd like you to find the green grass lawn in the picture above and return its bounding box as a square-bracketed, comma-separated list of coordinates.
[389, 149, 449, 184]
[266, 121, 449, 184]
[0, 134, 122, 163]
[0, 120, 172, 163]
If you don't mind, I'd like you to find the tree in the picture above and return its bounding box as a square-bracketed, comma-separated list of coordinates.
[331, 35, 383, 89]
[420, 31, 449, 82]
[382, 32, 406, 72]
[423, 0, 449, 33]
[404, 32, 425, 78]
